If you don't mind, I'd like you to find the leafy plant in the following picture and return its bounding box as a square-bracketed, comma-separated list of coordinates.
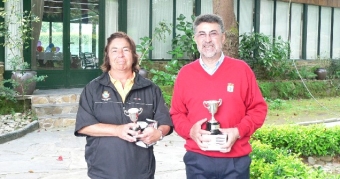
[150, 14, 197, 87]
[168, 14, 198, 60]
[267, 98, 288, 110]
[0, 0, 40, 71]
[0, 0, 47, 92]
[0, 0, 47, 115]
[250, 140, 331, 178]
[327, 59, 340, 79]
[136, 21, 172, 69]
[239, 33, 293, 80]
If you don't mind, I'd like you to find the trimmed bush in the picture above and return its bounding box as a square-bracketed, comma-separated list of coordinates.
[253, 124, 340, 157]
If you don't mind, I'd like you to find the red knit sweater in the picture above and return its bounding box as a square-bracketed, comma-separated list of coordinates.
[170, 56, 267, 157]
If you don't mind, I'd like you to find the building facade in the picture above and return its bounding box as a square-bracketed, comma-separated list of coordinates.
[0, 0, 339, 89]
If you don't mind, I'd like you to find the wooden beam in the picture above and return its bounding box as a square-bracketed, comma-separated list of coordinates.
[279, 0, 340, 8]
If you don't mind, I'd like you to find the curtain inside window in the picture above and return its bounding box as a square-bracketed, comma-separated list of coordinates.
[176, 0, 194, 59]
[333, 9, 340, 58]
[276, 1, 289, 41]
[319, 7, 331, 58]
[200, 0, 212, 15]
[306, 5, 318, 59]
[290, 3, 303, 59]
[239, 0, 253, 36]
[105, 0, 118, 40]
[152, 0, 173, 59]
[259, 0, 273, 36]
[127, 0, 149, 53]
[176, 0, 193, 21]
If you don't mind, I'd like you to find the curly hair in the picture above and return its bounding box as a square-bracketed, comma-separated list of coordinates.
[100, 32, 139, 73]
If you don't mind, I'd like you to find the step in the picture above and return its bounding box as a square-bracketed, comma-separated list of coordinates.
[29, 88, 83, 129]
[38, 113, 77, 129]
[32, 103, 79, 116]
[31, 93, 80, 105]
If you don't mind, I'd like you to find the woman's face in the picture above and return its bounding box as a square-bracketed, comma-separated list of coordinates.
[107, 38, 134, 72]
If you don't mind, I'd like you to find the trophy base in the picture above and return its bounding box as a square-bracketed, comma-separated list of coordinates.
[206, 121, 221, 135]
[202, 134, 228, 151]
[210, 129, 221, 135]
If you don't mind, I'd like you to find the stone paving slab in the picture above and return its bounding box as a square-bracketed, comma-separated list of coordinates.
[0, 126, 186, 179]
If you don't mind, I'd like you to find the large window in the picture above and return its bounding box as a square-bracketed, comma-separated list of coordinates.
[105, 0, 118, 40]
[276, 1, 289, 41]
[127, 0, 149, 52]
[306, 5, 318, 59]
[319, 7, 331, 58]
[151, 0, 173, 59]
[290, 3, 303, 59]
[239, 0, 254, 36]
[260, 0, 273, 36]
[334, 8, 340, 58]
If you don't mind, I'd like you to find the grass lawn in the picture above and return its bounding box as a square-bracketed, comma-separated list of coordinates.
[265, 96, 340, 125]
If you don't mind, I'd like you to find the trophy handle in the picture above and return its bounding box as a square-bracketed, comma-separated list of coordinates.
[124, 110, 129, 116]
[203, 101, 209, 108]
[138, 108, 143, 114]
[218, 99, 222, 106]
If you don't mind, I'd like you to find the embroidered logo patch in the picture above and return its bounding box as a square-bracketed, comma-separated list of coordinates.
[102, 91, 111, 101]
[227, 83, 234, 92]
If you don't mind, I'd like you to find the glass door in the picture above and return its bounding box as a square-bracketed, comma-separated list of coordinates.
[69, 0, 99, 70]
[32, 0, 101, 89]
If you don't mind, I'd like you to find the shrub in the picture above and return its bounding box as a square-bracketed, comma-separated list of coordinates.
[239, 33, 293, 80]
[253, 124, 340, 157]
[250, 140, 330, 178]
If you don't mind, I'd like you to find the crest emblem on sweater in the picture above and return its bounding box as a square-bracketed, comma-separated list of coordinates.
[227, 83, 234, 92]
[102, 91, 111, 101]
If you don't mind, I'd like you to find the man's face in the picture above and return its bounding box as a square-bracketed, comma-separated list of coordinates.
[194, 22, 225, 60]
[107, 38, 133, 72]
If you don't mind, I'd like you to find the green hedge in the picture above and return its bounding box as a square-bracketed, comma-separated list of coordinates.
[253, 124, 340, 157]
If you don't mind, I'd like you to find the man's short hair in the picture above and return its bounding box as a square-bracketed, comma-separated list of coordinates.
[193, 14, 225, 33]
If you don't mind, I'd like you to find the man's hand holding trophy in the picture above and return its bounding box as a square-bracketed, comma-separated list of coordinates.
[202, 99, 228, 152]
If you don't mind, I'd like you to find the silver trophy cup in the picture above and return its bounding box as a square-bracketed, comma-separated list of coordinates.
[124, 108, 143, 131]
[203, 99, 222, 135]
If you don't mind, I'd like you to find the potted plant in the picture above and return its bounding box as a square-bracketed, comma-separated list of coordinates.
[313, 57, 330, 80]
[0, 0, 46, 95]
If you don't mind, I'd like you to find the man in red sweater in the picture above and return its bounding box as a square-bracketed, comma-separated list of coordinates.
[170, 14, 268, 178]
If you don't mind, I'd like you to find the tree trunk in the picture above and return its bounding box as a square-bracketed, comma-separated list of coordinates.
[213, 0, 239, 58]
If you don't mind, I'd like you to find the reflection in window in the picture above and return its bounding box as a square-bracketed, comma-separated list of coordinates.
[34, 0, 99, 70]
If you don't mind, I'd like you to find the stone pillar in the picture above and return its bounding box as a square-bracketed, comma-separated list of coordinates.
[0, 62, 4, 85]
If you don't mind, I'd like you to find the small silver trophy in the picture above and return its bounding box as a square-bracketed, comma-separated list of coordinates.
[124, 108, 143, 131]
[203, 99, 222, 135]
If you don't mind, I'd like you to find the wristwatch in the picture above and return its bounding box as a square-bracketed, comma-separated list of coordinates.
[157, 129, 163, 141]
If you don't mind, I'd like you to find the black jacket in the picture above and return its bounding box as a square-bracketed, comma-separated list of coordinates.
[75, 72, 173, 179]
